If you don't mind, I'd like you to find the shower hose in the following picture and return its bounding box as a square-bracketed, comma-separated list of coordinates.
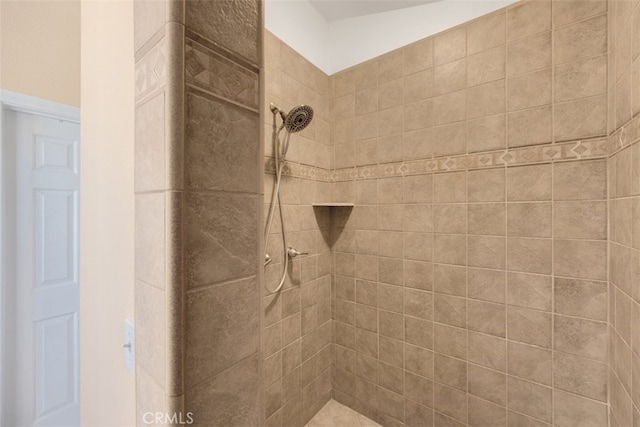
[263, 118, 291, 294]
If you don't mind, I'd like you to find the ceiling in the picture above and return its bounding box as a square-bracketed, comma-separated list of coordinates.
[307, 0, 440, 21]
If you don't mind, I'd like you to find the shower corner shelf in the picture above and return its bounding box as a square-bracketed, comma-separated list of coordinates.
[312, 203, 354, 207]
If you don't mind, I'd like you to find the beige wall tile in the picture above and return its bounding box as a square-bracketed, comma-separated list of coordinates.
[507, 376, 552, 423]
[506, 0, 551, 42]
[554, 315, 607, 361]
[553, 0, 606, 28]
[468, 114, 506, 152]
[403, 129, 432, 160]
[434, 171, 467, 202]
[554, 55, 607, 103]
[507, 202, 552, 237]
[186, 277, 259, 385]
[379, 361, 404, 395]
[554, 277, 607, 321]
[404, 70, 433, 104]
[434, 354, 467, 391]
[405, 399, 433, 427]
[468, 235, 506, 269]
[467, 80, 505, 120]
[378, 50, 404, 84]
[434, 294, 467, 328]
[553, 95, 607, 141]
[403, 204, 433, 233]
[355, 112, 378, 141]
[553, 389, 608, 427]
[405, 316, 434, 349]
[507, 306, 552, 348]
[468, 300, 506, 337]
[434, 383, 468, 423]
[379, 283, 404, 313]
[433, 90, 466, 125]
[554, 201, 607, 239]
[434, 324, 467, 362]
[554, 160, 607, 201]
[468, 364, 506, 405]
[187, 354, 261, 426]
[135, 194, 165, 289]
[469, 396, 507, 427]
[404, 99, 434, 131]
[135, 93, 166, 192]
[507, 341, 552, 385]
[403, 38, 433, 76]
[554, 240, 607, 281]
[468, 46, 506, 87]
[185, 192, 258, 288]
[507, 164, 552, 201]
[404, 260, 433, 291]
[468, 331, 506, 371]
[355, 87, 378, 116]
[507, 411, 549, 427]
[434, 235, 466, 265]
[434, 264, 467, 297]
[432, 122, 467, 157]
[468, 203, 506, 236]
[507, 106, 552, 147]
[467, 11, 506, 55]
[507, 69, 551, 111]
[468, 267, 505, 303]
[434, 58, 467, 95]
[506, 32, 552, 77]
[405, 343, 434, 378]
[403, 175, 433, 204]
[405, 371, 434, 407]
[554, 352, 607, 401]
[434, 26, 466, 65]
[507, 237, 552, 275]
[355, 61, 378, 91]
[379, 78, 404, 111]
[434, 204, 467, 234]
[554, 15, 607, 65]
[404, 232, 433, 262]
[468, 168, 505, 202]
[507, 272, 552, 311]
[378, 135, 404, 163]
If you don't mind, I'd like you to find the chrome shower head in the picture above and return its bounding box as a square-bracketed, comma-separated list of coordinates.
[270, 103, 314, 133]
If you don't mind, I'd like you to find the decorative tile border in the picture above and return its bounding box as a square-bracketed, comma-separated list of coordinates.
[135, 37, 167, 104]
[608, 113, 640, 156]
[185, 38, 259, 111]
[265, 137, 608, 182]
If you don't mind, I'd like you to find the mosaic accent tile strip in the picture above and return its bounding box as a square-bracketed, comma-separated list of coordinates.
[135, 37, 167, 103]
[609, 112, 640, 156]
[264, 158, 331, 182]
[265, 137, 608, 182]
[185, 38, 259, 111]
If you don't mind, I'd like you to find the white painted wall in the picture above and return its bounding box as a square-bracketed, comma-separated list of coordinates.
[266, 0, 518, 74]
[80, 0, 136, 425]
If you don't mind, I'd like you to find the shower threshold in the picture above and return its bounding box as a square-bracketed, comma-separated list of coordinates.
[307, 400, 381, 427]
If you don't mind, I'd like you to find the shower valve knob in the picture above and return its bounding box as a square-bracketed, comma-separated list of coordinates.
[287, 247, 308, 258]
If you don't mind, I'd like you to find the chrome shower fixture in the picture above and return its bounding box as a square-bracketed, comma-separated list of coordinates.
[270, 103, 314, 133]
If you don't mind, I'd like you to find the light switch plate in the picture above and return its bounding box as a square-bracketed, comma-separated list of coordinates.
[124, 319, 135, 372]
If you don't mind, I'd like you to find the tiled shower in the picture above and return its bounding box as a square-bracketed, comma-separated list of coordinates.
[133, 0, 640, 426]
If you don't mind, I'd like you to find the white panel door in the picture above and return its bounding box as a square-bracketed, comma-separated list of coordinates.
[12, 110, 80, 427]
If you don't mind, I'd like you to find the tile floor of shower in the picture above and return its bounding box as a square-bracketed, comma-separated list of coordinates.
[307, 400, 382, 427]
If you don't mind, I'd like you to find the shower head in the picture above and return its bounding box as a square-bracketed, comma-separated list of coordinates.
[270, 103, 314, 133]
[284, 105, 313, 133]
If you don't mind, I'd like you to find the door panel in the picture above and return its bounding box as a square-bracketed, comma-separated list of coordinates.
[7, 109, 80, 427]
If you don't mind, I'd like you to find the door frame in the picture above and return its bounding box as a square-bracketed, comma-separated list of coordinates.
[0, 90, 80, 424]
